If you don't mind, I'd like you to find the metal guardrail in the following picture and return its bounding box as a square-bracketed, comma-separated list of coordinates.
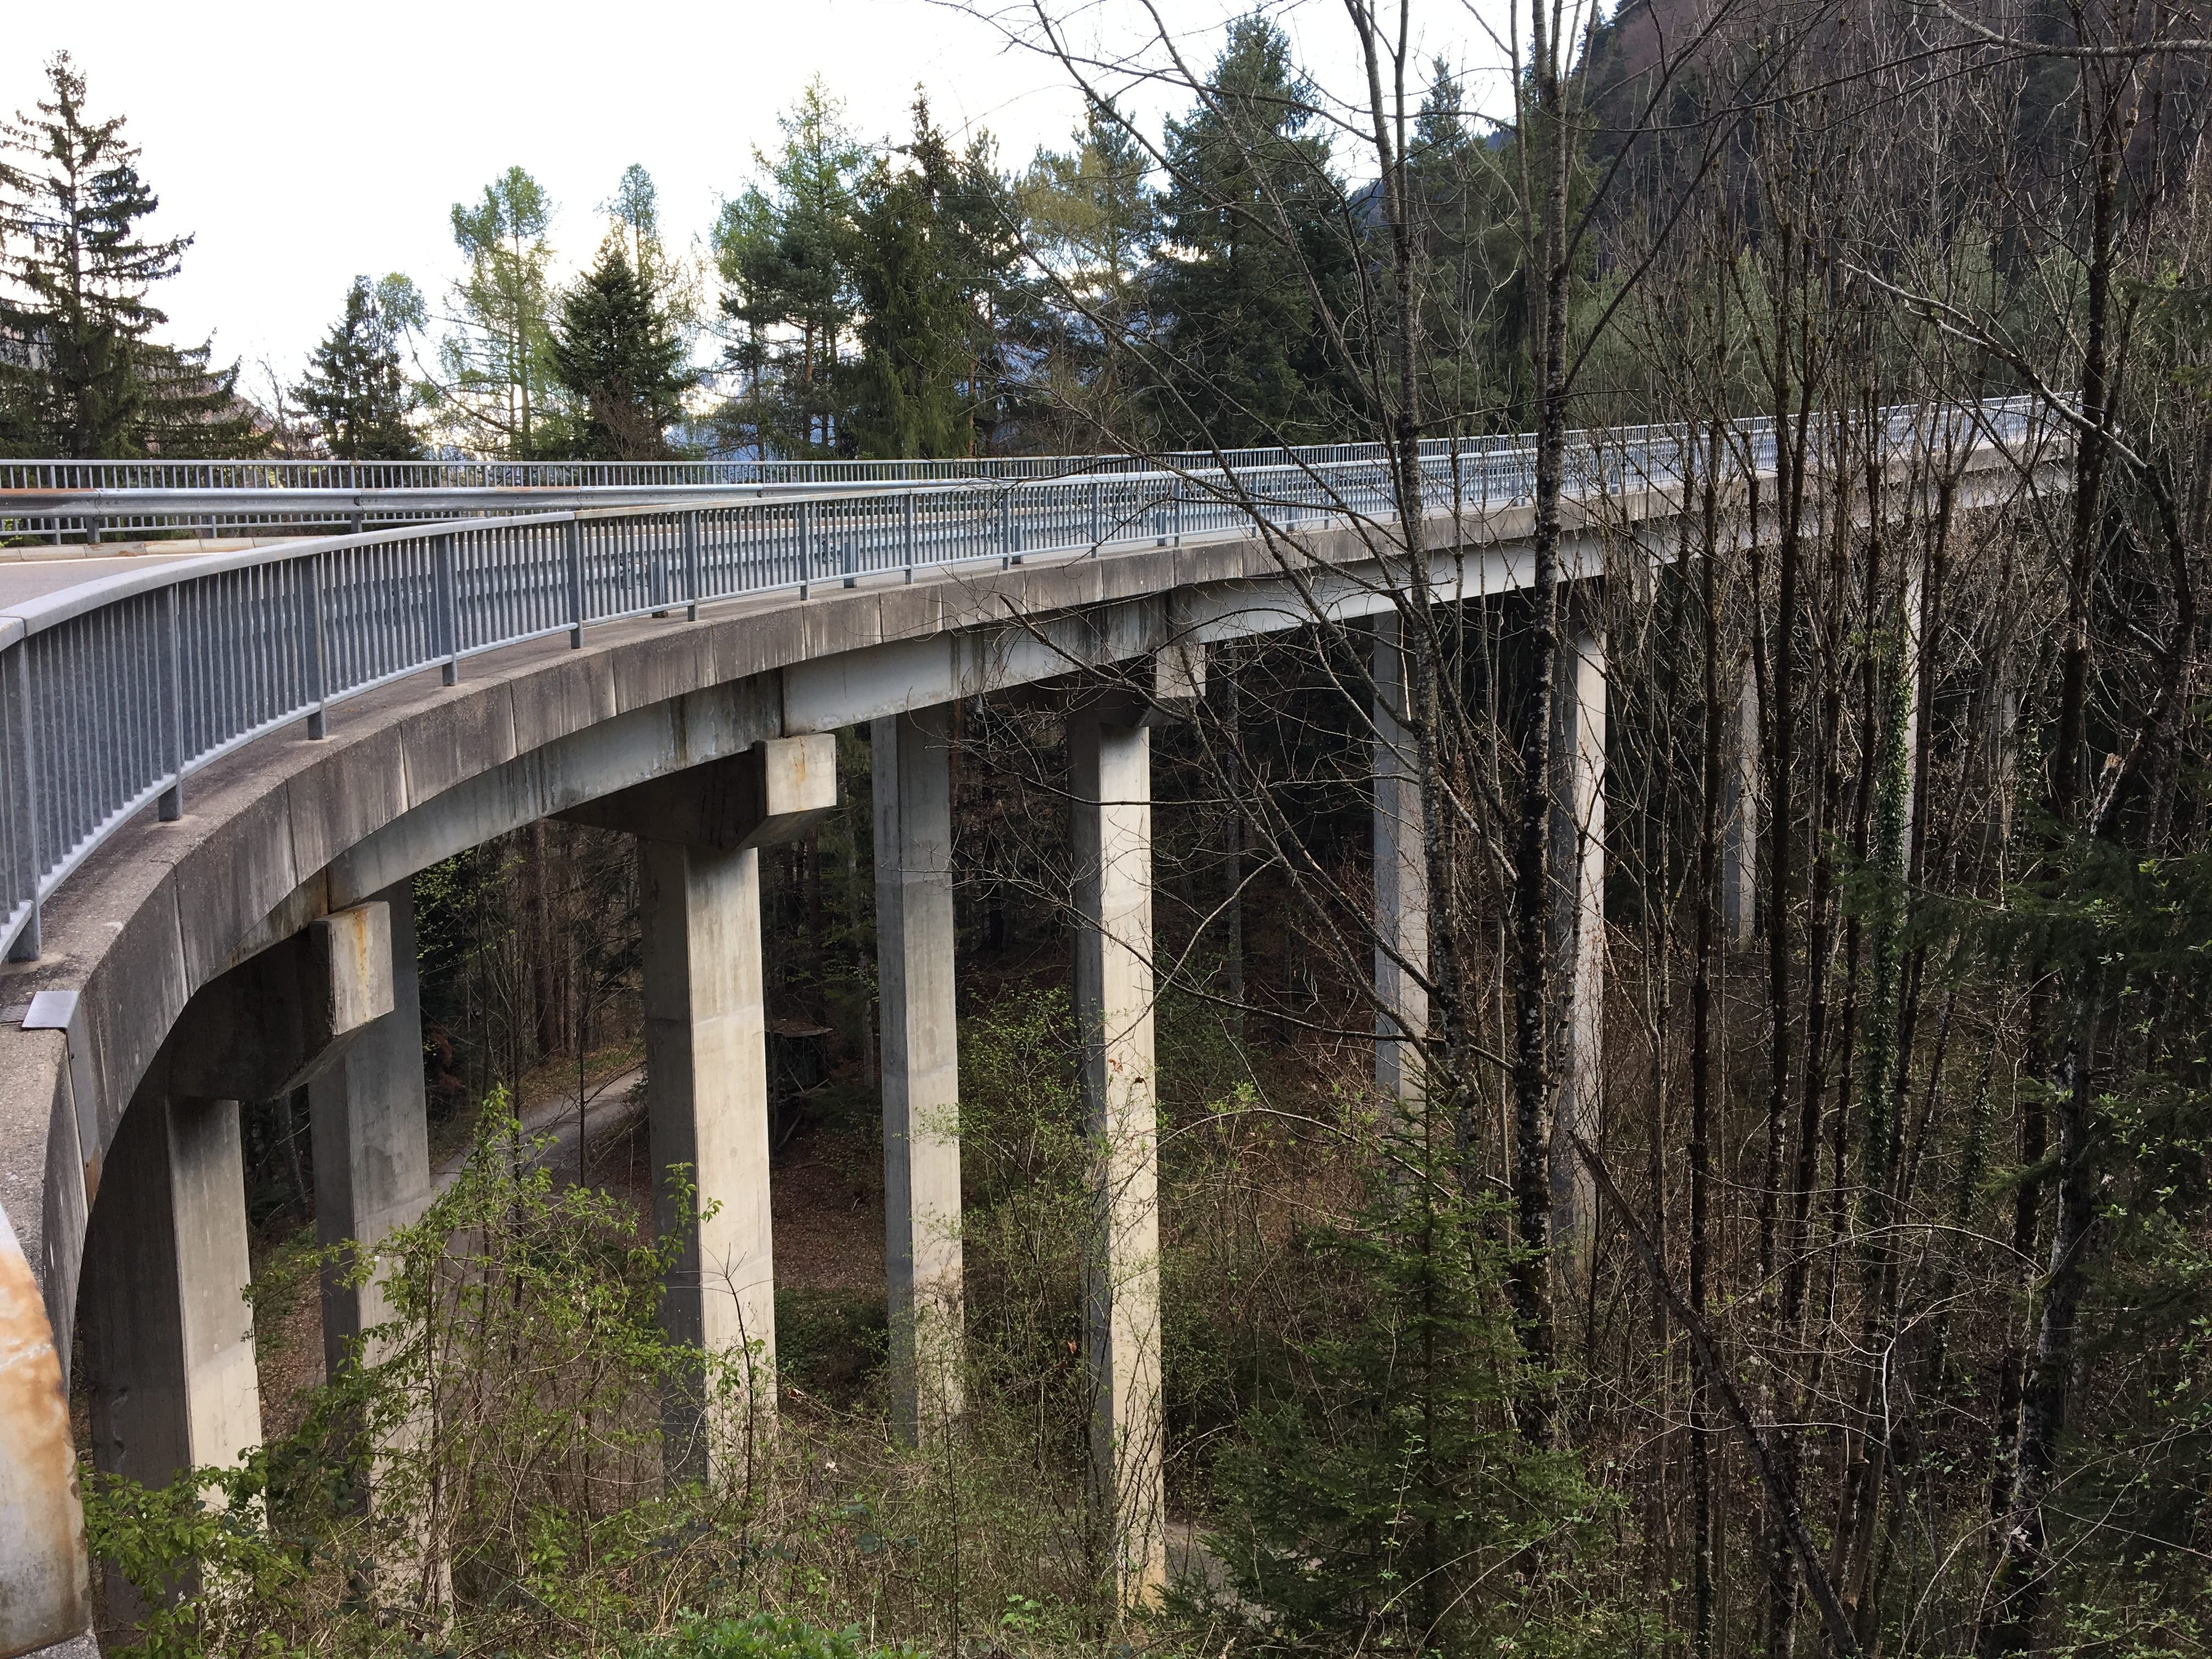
[0, 397, 2056, 962]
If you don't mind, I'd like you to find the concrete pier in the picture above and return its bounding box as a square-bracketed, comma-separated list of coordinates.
[1548, 609, 1608, 1304]
[1070, 712, 1165, 1609]
[872, 705, 964, 1444]
[595, 737, 838, 1483]
[1722, 668, 1758, 947]
[641, 838, 776, 1485]
[1371, 612, 1429, 1105]
[82, 1094, 263, 1495]
[311, 883, 433, 1381]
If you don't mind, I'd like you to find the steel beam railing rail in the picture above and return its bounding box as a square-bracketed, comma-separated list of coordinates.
[0, 396, 2056, 961]
[0, 394, 2039, 542]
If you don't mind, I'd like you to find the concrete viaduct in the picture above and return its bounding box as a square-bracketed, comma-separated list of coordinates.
[0, 407, 2052, 1652]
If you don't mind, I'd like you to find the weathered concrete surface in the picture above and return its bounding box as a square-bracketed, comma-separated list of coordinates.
[1548, 609, 1609, 1304]
[80, 1091, 260, 1627]
[640, 840, 776, 1485]
[873, 704, 963, 1445]
[1070, 714, 1165, 1609]
[311, 886, 431, 1381]
[562, 735, 837, 849]
[167, 904, 394, 1103]
[0, 1197, 85, 1658]
[1371, 612, 1429, 1104]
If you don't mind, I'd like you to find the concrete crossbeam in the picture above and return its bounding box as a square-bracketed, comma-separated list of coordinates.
[872, 706, 964, 1445]
[1070, 714, 1165, 1610]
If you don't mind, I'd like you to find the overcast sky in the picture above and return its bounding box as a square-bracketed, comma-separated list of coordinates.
[9, 1, 1512, 396]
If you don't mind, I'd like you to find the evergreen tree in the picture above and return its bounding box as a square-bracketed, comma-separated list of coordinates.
[1010, 99, 1158, 449]
[847, 95, 1018, 459]
[0, 53, 257, 458]
[438, 167, 566, 458]
[550, 241, 691, 460]
[1206, 1118, 1596, 1655]
[601, 163, 696, 332]
[1150, 14, 1357, 448]
[712, 80, 865, 456]
[294, 274, 425, 460]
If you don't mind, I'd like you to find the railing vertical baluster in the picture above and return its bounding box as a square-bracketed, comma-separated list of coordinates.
[436, 532, 460, 685]
[566, 517, 585, 647]
[798, 499, 812, 599]
[160, 585, 185, 817]
[8, 644, 40, 961]
[682, 511, 701, 621]
[298, 556, 328, 741]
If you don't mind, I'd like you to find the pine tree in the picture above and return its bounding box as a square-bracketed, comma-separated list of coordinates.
[1010, 99, 1157, 448]
[711, 79, 865, 456]
[0, 53, 257, 458]
[438, 167, 566, 459]
[847, 95, 1018, 460]
[550, 241, 691, 460]
[1152, 14, 1357, 448]
[294, 275, 425, 460]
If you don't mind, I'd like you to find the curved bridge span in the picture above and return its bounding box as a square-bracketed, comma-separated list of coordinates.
[0, 402, 2057, 1651]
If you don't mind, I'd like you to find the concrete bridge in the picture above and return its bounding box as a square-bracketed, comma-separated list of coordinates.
[0, 402, 2056, 1652]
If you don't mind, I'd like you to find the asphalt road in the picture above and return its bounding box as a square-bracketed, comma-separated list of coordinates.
[0, 547, 220, 609]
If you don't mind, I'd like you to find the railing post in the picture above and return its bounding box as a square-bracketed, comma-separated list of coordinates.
[1172, 490, 1182, 548]
[435, 533, 460, 685]
[8, 646, 40, 961]
[902, 492, 917, 583]
[159, 584, 185, 818]
[999, 492, 1012, 571]
[682, 511, 702, 622]
[1091, 479, 1104, 550]
[566, 517, 585, 648]
[297, 556, 328, 742]
[798, 499, 812, 599]
[843, 528, 857, 589]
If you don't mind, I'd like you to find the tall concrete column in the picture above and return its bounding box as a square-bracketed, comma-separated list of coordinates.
[311, 882, 432, 1381]
[1071, 713, 1165, 1610]
[565, 738, 837, 1488]
[1372, 611, 1429, 1105]
[1548, 602, 1608, 1306]
[872, 705, 963, 1445]
[81, 902, 393, 1625]
[1721, 667, 1757, 948]
[81, 1093, 261, 1618]
[641, 839, 776, 1487]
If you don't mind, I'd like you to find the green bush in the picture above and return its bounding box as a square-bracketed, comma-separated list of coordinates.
[645, 1612, 915, 1659]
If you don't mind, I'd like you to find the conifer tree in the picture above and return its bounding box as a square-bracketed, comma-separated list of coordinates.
[847, 95, 1018, 459]
[0, 53, 257, 458]
[294, 275, 425, 460]
[1009, 99, 1157, 448]
[438, 167, 566, 459]
[550, 241, 691, 460]
[1150, 14, 1356, 448]
[712, 80, 865, 456]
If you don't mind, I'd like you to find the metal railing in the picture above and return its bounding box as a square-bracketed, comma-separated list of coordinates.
[0, 396, 2045, 542]
[0, 396, 2058, 962]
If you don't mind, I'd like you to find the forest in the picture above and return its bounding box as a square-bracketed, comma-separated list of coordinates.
[8, 0, 2212, 1657]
